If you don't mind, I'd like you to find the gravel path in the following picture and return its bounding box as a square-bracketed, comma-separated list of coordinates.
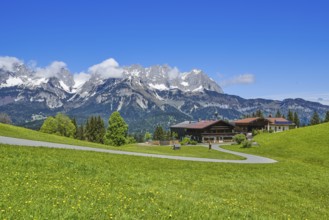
[0, 136, 277, 164]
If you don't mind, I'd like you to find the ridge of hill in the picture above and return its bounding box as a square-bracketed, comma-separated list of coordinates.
[223, 122, 329, 166]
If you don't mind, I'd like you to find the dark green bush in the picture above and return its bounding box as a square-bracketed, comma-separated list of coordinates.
[233, 134, 246, 144]
[189, 140, 198, 145]
[180, 137, 190, 145]
[242, 140, 252, 148]
[180, 137, 198, 145]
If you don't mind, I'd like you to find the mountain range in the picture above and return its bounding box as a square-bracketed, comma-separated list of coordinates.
[1, 58, 329, 133]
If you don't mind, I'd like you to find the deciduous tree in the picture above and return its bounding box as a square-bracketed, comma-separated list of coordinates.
[105, 111, 128, 146]
[0, 112, 12, 124]
[144, 132, 152, 141]
[40, 113, 76, 138]
[40, 116, 58, 134]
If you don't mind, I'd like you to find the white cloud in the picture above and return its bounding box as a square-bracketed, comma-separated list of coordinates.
[88, 58, 123, 79]
[220, 74, 255, 87]
[73, 72, 91, 88]
[27, 60, 38, 70]
[168, 67, 180, 80]
[0, 56, 23, 72]
[35, 61, 67, 78]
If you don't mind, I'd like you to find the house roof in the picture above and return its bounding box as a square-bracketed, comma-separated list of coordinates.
[266, 117, 294, 125]
[171, 120, 233, 130]
[234, 117, 294, 125]
[234, 117, 259, 124]
[170, 121, 196, 128]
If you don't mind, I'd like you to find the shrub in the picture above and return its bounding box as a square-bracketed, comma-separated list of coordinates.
[180, 137, 198, 145]
[189, 140, 198, 145]
[233, 134, 246, 144]
[180, 137, 190, 145]
[126, 136, 137, 144]
[242, 140, 252, 148]
[252, 129, 261, 136]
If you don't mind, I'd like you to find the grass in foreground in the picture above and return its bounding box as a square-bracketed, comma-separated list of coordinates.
[1, 140, 329, 219]
[121, 144, 243, 160]
[1, 123, 329, 219]
[0, 123, 242, 160]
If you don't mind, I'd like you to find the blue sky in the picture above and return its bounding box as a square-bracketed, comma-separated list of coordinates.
[1, 0, 329, 104]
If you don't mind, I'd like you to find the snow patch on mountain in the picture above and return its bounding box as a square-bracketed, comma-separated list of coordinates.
[149, 83, 169, 91]
[181, 81, 189, 87]
[193, 86, 204, 92]
[2, 77, 23, 87]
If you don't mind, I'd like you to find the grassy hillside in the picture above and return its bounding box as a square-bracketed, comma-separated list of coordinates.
[0, 123, 241, 160]
[225, 122, 329, 166]
[0, 123, 329, 219]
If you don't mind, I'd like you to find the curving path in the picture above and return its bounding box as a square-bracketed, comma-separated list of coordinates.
[0, 136, 277, 164]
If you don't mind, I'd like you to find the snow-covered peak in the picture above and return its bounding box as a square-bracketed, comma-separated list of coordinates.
[0, 59, 75, 93]
[121, 64, 223, 94]
[1, 56, 224, 95]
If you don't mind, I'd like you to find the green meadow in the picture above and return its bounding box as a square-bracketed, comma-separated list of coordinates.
[0, 123, 329, 219]
[0, 123, 241, 160]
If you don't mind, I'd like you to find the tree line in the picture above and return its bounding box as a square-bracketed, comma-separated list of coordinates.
[39, 112, 178, 143]
[244, 109, 329, 127]
[40, 111, 136, 146]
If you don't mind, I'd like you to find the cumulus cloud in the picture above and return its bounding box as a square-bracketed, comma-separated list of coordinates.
[87, 58, 123, 79]
[0, 56, 23, 72]
[168, 67, 180, 80]
[220, 74, 255, 87]
[27, 60, 38, 70]
[73, 72, 91, 88]
[35, 61, 67, 78]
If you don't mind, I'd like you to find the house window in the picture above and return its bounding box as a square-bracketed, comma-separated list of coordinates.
[279, 126, 281, 130]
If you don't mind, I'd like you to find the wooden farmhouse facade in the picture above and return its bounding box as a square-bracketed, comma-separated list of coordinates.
[234, 117, 294, 133]
[171, 117, 294, 143]
[170, 120, 235, 143]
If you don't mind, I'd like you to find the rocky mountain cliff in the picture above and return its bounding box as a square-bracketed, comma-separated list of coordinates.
[1, 58, 328, 132]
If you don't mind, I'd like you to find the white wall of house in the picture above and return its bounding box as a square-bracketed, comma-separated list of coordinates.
[267, 125, 290, 132]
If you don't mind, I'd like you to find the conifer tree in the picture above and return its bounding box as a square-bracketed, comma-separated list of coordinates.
[71, 117, 78, 139]
[76, 124, 85, 140]
[84, 117, 91, 141]
[293, 112, 300, 127]
[153, 126, 164, 141]
[287, 110, 294, 122]
[275, 110, 282, 118]
[96, 116, 106, 144]
[84, 116, 105, 143]
[310, 111, 321, 125]
[255, 110, 264, 118]
[324, 111, 329, 123]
